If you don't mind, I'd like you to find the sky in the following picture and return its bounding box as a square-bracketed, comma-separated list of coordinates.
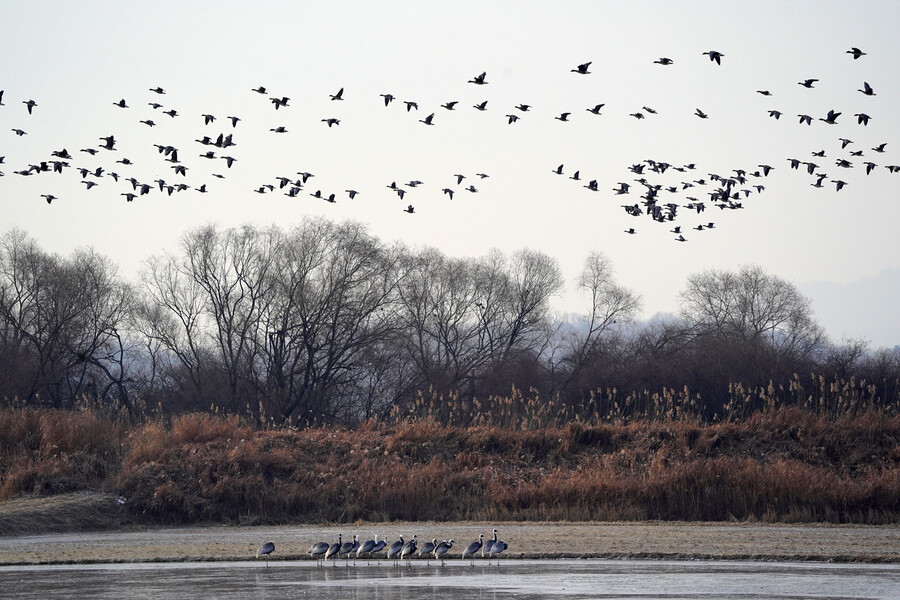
[2, 0, 899, 348]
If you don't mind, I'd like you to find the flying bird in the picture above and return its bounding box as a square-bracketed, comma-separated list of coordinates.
[586, 103, 605, 114]
[798, 78, 818, 88]
[113, 98, 128, 108]
[380, 93, 394, 106]
[330, 87, 344, 101]
[854, 113, 871, 125]
[654, 57, 674, 65]
[23, 99, 37, 114]
[695, 108, 709, 119]
[419, 113, 435, 125]
[571, 61, 592, 74]
[820, 109, 841, 124]
[555, 112, 571, 121]
[468, 71, 487, 85]
[703, 50, 724, 65]
[441, 101, 458, 110]
[474, 101, 488, 111]
[859, 82, 875, 96]
[322, 118, 341, 127]
[847, 47, 866, 59]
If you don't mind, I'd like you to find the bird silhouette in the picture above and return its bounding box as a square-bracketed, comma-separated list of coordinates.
[703, 50, 724, 65]
[468, 71, 487, 85]
[23, 99, 37, 114]
[404, 205, 415, 213]
[419, 113, 435, 125]
[441, 101, 458, 110]
[854, 113, 871, 125]
[555, 112, 571, 121]
[322, 118, 340, 127]
[113, 98, 128, 108]
[847, 47, 866, 59]
[859, 82, 875, 96]
[798, 78, 818, 88]
[654, 57, 674, 65]
[820, 109, 841, 124]
[474, 101, 488, 111]
[571, 61, 592, 74]
[695, 108, 709, 119]
[330, 87, 344, 101]
[380, 93, 394, 106]
[586, 103, 605, 114]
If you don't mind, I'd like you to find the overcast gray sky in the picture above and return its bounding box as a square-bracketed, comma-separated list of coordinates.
[2, 0, 898, 347]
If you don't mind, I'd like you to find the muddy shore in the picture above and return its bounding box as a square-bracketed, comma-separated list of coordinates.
[2, 520, 897, 565]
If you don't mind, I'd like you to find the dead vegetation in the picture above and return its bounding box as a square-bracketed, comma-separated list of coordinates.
[1, 400, 898, 530]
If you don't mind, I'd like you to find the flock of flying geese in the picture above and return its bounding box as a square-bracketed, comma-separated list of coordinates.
[255, 529, 508, 567]
[2, 45, 895, 240]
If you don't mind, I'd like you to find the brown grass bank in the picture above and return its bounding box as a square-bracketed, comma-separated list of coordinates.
[0, 406, 898, 530]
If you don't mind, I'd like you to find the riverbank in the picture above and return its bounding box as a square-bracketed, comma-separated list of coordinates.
[1, 520, 897, 565]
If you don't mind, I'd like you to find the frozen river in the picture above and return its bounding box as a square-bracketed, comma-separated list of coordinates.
[1, 559, 898, 599]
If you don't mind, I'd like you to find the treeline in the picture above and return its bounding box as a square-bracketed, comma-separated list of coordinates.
[1, 220, 898, 425]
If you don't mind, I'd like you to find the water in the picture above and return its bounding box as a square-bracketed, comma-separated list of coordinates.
[1, 560, 898, 599]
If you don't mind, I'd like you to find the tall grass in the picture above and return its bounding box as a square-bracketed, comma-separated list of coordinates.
[1, 375, 898, 526]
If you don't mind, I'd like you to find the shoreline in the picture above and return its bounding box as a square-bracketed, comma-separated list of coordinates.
[2, 521, 897, 566]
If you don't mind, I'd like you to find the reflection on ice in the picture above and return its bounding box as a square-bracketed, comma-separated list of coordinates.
[2, 560, 899, 600]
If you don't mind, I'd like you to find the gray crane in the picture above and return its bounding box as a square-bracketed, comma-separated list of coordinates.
[462, 533, 483, 566]
[256, 541, 275, 567]
[434, 539, 454, 566]
[325, 533, 342, 567]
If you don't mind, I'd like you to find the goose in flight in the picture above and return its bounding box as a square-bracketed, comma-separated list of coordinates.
[149, 102, 162, 109]
[584, 179, 598, 191]
[872, 142, 887, 153]
[832, 179, 847, 191]
[859, 82, 875, 96]
[441, 101, 458, 110]
[222, 156, 237, 168]
[227, 116, 240, 127]
[476, 173, 489, 179]
[847, 47, 866, 59]
[798, 78, 818, 88]
[465, 185, 478, 193]
[768, 110, 782, 119]
[419, 113, 435, 125]
[515, 104, 531, 112]
[454, 174, 465, 184]
[113, 98, 128, 108]
[569, 170, 580, 180]
[202, 114, 215, 125]
[468, 71, 487, 85]
[855, 113, 871, 125]
[864, 161, 877, 175]
[149, 86, 165, 94]
[139, 119, 155, 127]
[271, 97, 289, 109]
[654, 57, 674, 65]
[820, 109, 841, 124]
[630, 112, 644, 119]
[252, 86, 267, 94]
[270, 126, 288, 133]
[41, 194, 56, 204]
[757, 90, 772, 96]
[642, 106, 657, 114]
[555, 112, 571, 121]
[624, 228, 636, 235]
[586, 103, 605, 114]
[506, 114, 519, 124]
[404, 100, 418, 111]
[552, 164, 564, 175]
[695, 108, 708, 119]
[404, 204, 415, 213]
[24, 99, 37, 114]
[442, 188, 454, 199]
[675, 234, 687, 242]
[571, 61, 592, 74]
[330, 87, 344, 101]
[163, 109, 178, 117]
[380, 93, 394, 106]
[322, 118, 340, 127]
[839, 138, 853, 149]
[798, 114, 812, 125]
[99, 135, 116, 150]
[474, 101, 488, 111]
[703, 50, 724, 65]
[346, 189, 358, 199]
